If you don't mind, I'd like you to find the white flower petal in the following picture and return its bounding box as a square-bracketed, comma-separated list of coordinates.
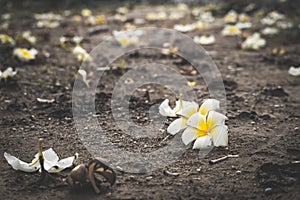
[182, 127, 198, 145]
[167, 118, 186, 135]
[186, 112, 206, 130]
[159, 99, 176, 117]
[47, 156, 75, 173]
[192, 135, 212, 149]
[199, 99, 220, 115]
[4, 152, 39, 172]
[207, 110, 227, 129]
[210, 125, 228, 147]
[178, 102, 198, 118]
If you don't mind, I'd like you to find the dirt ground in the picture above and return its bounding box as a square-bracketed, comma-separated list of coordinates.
[0, 1, 300, 200]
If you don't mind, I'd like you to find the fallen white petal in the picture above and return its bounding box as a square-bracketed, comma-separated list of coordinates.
[288, 66, 300, 76]
[47, 156, 75, 173]
[210, 125, 228, 147]
[159, 99, 176, 117]
[167, 118, 186, 135]
[4, 152, 39, 172]
[182, 127, 198, 145]
[36, 98, 55, 103]
[192, 135, 212, 149]
[199, 99, 220, 115]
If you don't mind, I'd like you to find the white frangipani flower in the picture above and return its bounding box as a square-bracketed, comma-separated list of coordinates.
[241, 33, 266, 50]
[288, 66, 300, 76]
[13, 48, 38, 62]
[72, 45, 91, 62]
[113, 29, 143, 47]
[0, 34, 15, 46]
[182, 99, 228, 149]
[0, 67, 17, 80]
[4, 139, 75, 173]
[224, 10, 238, 23]
[261, 27, 279, 35]
[221, 25, 241, 36]
[194, 35, 215, 45]
[21, 31, 37, 45]
[174, 24, 196, 33]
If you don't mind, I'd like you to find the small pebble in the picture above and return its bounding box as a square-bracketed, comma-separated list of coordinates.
[236, 170, 242, 174]
[196, 168, 201, 172]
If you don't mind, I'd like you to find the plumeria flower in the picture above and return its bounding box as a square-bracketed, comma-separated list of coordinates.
[81, 8, 92, 17]
[174, 24, 196, 33]
[261, 27, 279, 35]
[241, 33, 266, 50]
[72, 45, 91, 62]
[0, 34, 15, 46]
[177, 3, 188, 11]
[85, 15, 106, 25]
[221, 25, 241, 36]
[288, 66, 300, 76]
[0, 67, 17, 80]
[116, 6, 129, 15]
[114, 14, 127, 22]
[238, 13, 250, 22]
[276, 21, 293, 29]
[194, 21, 207, 30]
[21, 31, 37, 45]
[72, 36, 83, 45]
[261, 11, 285, 26]
[34, 12, 62, 28]
[161, 42, 178, 56]
[194, 35, 215, 45]
[224, 10, 238, 23]
[145, 12, 167, 21]
[13, 48, 38, 62]
[4, 138, 75, 173]
[199, 12, 215, 23]
[182, 99, 228, 149]
[113, 29, 143, 47]
[169, 12, 185, 20]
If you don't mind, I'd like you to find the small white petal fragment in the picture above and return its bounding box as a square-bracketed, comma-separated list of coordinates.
[288, 66, 300, 76]
[192, 135, 212, 149]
